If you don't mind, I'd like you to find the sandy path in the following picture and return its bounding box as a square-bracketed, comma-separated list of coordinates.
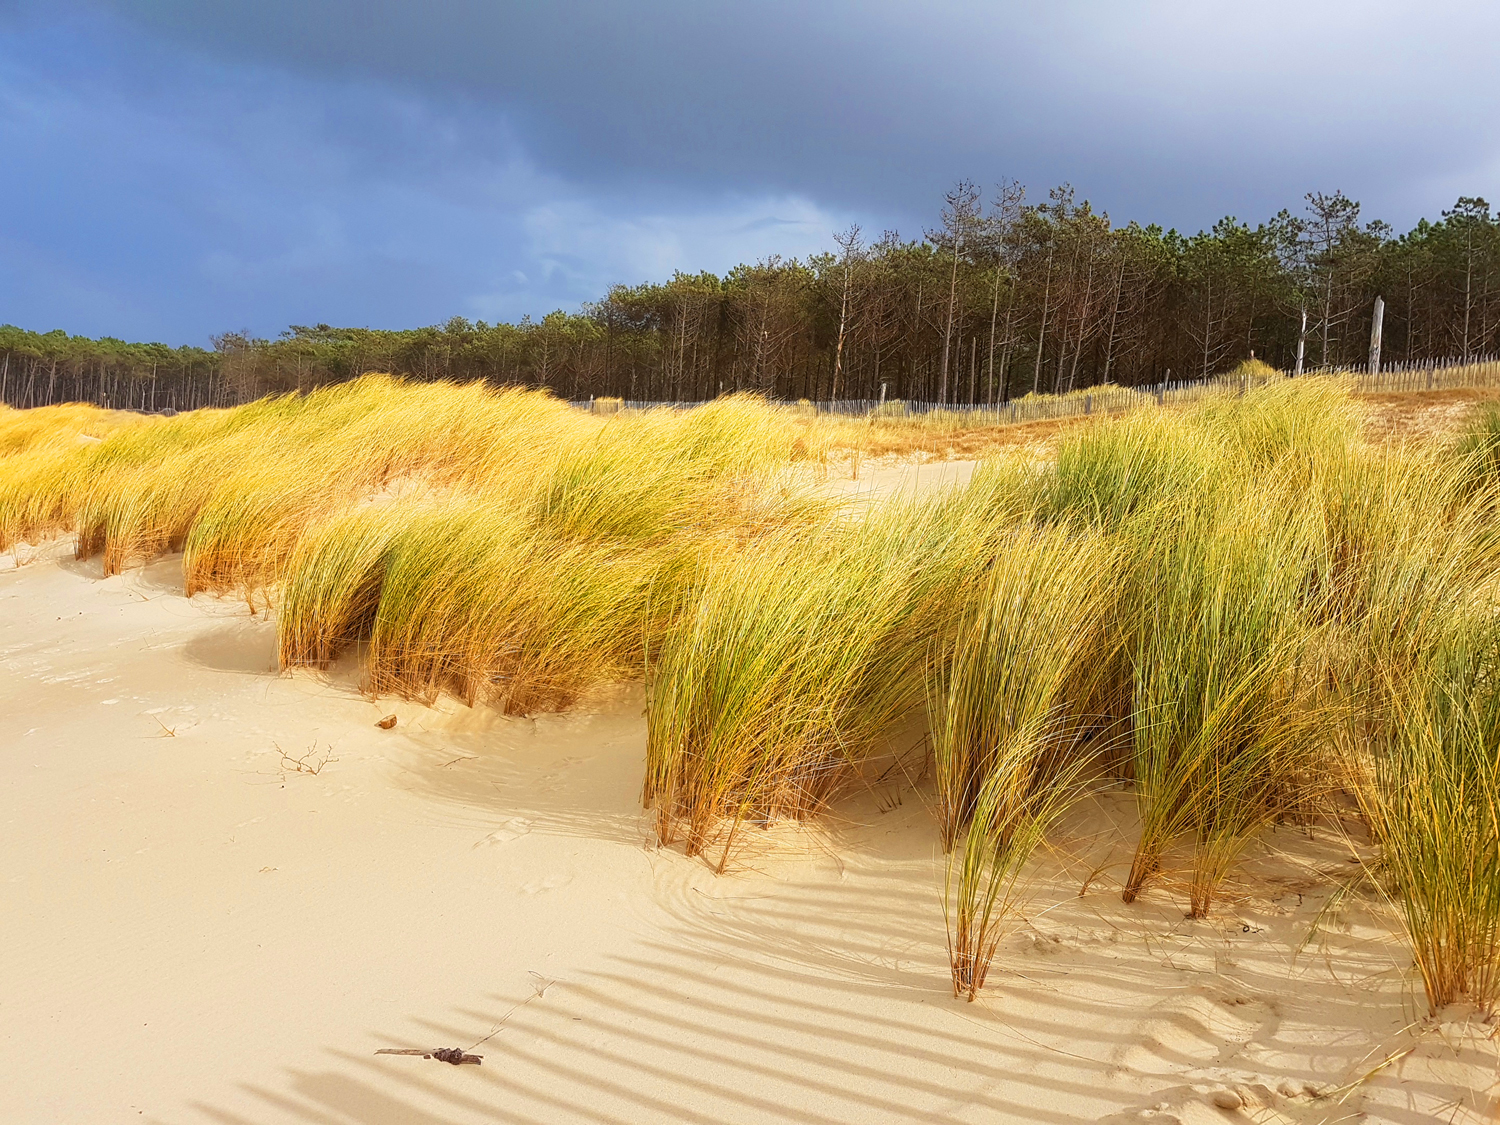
[817, 458, 982, 503]
[2, 546, 1496, 1123]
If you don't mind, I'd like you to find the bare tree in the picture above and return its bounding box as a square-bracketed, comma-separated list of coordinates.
[982, 179, 1025, 404]
[929, 180, 982, 404]
[830, 225, 862, 400]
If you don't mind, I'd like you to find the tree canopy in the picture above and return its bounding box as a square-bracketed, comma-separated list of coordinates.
[6, 184, 1500, 410]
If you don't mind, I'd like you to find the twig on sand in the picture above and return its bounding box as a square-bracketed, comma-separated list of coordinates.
[370, 972, 558, 1067]
[467, 971, 558, 1051]
[274, 741, 337, 776]
[374, 1047, 482, 1066]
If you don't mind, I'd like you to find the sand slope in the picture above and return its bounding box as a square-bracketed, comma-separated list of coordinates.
[2, 545, 1497, 1124]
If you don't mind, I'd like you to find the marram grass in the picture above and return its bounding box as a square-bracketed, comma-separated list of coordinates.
[1365, 609, 1500, 1014]
[928, 526, 1118, 849]
[931, 525, 1120, 998]
[1118, 490, 1328, 914]
[9, 376, 1500, 1007]
[643, 509, 935, 867]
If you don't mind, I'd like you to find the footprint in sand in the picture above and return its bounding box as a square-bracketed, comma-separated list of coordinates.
[1110, 988, 1277, 1075]
[534, 756, 595, 793]
[475, 817, 533, 847]
[1099, 1081, 1319, 1125]
[520, 873, 572, 894]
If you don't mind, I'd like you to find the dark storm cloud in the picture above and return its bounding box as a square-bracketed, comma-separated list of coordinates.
[86, 0, 1500, 226]
[4, 1, 1500, 343]
[0, 3, 856, 341]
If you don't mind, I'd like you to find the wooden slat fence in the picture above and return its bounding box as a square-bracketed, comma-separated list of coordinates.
[571, 356, 1500, 428]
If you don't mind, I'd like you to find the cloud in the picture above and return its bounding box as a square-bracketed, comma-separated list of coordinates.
[516, 194, 845, 294]
[3, 1, 1500, 342]
[81, 0, 1500, 226]
[0, 3, 865, 342]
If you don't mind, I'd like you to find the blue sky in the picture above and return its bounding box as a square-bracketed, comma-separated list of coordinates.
[3, 1, 1499, 345]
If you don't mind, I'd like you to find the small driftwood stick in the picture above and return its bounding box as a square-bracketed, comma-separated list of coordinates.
[375, 1047, 482, 1066]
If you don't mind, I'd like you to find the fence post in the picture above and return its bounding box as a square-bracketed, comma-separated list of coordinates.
[1295, 305, 1307, 377]
[1084, 394, 1092, 415]
[1368, 296, 1385, 376]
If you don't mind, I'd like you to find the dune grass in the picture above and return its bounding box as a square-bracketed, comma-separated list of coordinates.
[642, 505, 961, 867]
[4, 378, 836, 721]
[261, 387, 829, 714]
[0, 402, 145, 553]
[1329, 407, 1500, 1013]
[11, 375, 1500, 1008]
[1449, 400, 1500, 500]
[1119, 493, 1329, 914]
[928, 526, 1117, 848]
[280, 494, 695, 713]
[4, 375, 822, 577]
[930, 526, 1119, 997]
[1364, 608, 1500, 1013]
[160, 379, 586, 594]
[0, 401, 128, 458]
[1041, 409, 1221, 529]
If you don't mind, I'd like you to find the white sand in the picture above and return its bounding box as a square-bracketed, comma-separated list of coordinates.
[818, 458, 981, 503]
[3, 544, 1498, 1124]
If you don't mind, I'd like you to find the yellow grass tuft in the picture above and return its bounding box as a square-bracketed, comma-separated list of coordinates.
[8, 373, 1500, 1008]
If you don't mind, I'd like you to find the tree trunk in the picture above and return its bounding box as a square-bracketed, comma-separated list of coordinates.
[983, 272, 1000, 405]
[1032, 248, 1055, 395]
[968, 335, 978, 403]
[940, 236, 960, 404]
[1101, 261, 1125, 385]
[832, 260, 851, 400]
[1201, 274, 1213, 379]
[997, 293, 1016, 405]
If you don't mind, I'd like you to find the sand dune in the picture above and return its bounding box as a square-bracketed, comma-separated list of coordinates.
[3, 542, 1497, 1123]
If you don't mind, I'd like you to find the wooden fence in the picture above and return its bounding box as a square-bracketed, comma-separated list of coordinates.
[572, 356, 1500, 428]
